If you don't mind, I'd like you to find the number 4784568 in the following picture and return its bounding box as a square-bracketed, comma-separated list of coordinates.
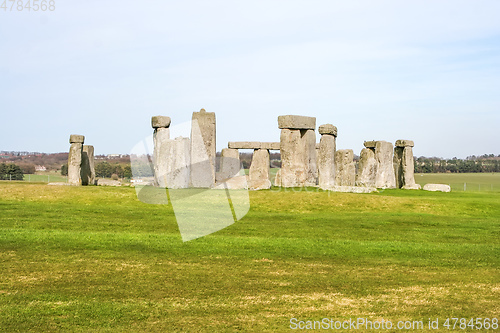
[1, 0, 56, 11]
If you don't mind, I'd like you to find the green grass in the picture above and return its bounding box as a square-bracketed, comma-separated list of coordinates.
[416, 172, 500, 192]
[23, 171, 68, 183]
[0, 182, 499, 332]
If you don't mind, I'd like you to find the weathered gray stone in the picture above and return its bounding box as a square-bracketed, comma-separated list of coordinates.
[403, 184, 421, 190]
[279, 127, 318, 187]
[68, 134, 84, 185]
[364, 141, 377, 148]
[423, 183, 451, 192]
[334, 149, 355, 186]
[69, 135, 84, 144]
[151, 116, 171, 128]
[395, 139, 414, 147]
[228, 142, 280, 150]
[356, 148, 377, 187]
[394, 141, 418, 189]
[152, 121, 170, 187]
[249, 149, 271, 190]
[317, 131, 336, 189]
[219, 148, 240, 181]
[166, 137, 191, 189]
[81, 145, 95, 185]
[278, 115, 316, 130]
[274, 168, 282, 187]
[374, 141, 396, 189]
[190, 109, 216, 188]
[97, 179, 121, 186]
[302, 129, 318, 186]
[213, 175, 248, 190]
[318, 124, 337, 136]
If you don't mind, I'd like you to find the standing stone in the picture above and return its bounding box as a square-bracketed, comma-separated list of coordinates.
[317, 124, 337, 189]
[152, 116, 171, 187]
[334, 149, 355, 186]
[190, 109, 216, 188]
[219, 148, 240, 181]
[278, 115, 317, 187]
[249, 149, 271, 190]
[374, 141, 396, 189]
[81, 145, 95, 185]
[166, 137, 191, 189]
[68, 134, 84, 186]
[356, 147, 377, 187]
[394, 140, 420, 190]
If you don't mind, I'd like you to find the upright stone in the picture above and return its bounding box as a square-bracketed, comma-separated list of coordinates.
[81, 145, 95, 185]
[356, 147, 377, 187]
[219, 148, 240, 181]
[249, 149, 271, 190]
[278, 115, 317, 187]
[152, 116, 171, 187]
[374, 141, 396, 189]
[166, 137, 191, 189]
[68, 134, 84, 186]
[190, 109, 216, 188]
[317, 124, 337, 189]
[334, 149, 355, 186]
[394, 140, 420, 189]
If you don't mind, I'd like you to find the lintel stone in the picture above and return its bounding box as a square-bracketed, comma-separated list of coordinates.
[228, 142, 280, 150]
[318, 124, 337, 136]
[395, 139, 414, 147]
[364, 140, 377, 148]
[278, 115, 316, 130]
[69, 134, 84, 144]
[152, 116, 171, 128]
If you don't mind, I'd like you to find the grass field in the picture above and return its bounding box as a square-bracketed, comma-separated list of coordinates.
[416, 173, 500, 192]
[23, 171, 68, 183]
[0, 181, 499, 332]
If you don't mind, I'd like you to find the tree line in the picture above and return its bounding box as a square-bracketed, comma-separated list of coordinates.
[415, 155, 500, 173]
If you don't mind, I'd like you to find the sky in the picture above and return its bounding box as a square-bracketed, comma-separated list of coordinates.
[1, 0, 499, 158]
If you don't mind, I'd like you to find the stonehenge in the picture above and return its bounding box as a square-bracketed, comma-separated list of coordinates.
[145, 110, 422, 193]
[394, 140, 420, 190]
[152, 115, 171, 187]
[334, 149, 355, 186]
[317, 124, 337, 189]
[68, 134, 95, 186]
[190, 109, 216, 188]
[278, 115, 317, 187]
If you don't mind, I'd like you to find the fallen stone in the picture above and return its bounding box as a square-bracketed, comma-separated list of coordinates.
[48, 182, 71, 186]
[213, 175, 248, 190]
[423, 184, 451, 192]
[278, 115, 316, 130]
[97, 179, 122, 186]
[403, 184, 422, 190]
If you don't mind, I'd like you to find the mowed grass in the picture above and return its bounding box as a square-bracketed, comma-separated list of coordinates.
[416, 172, 500, 192]
[0, 183, 499, 332]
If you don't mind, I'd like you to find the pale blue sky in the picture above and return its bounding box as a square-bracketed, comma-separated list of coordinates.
[1, 0, 499, 158]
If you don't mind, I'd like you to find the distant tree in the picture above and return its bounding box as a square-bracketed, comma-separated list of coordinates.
[0, 163, 24, 180]
[114, 165, 124, 178]
[95, 162, 113, 178]
[19, 163, 35, 174]
[61, 163, 68, 176]
[123, 165, 132, 178]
